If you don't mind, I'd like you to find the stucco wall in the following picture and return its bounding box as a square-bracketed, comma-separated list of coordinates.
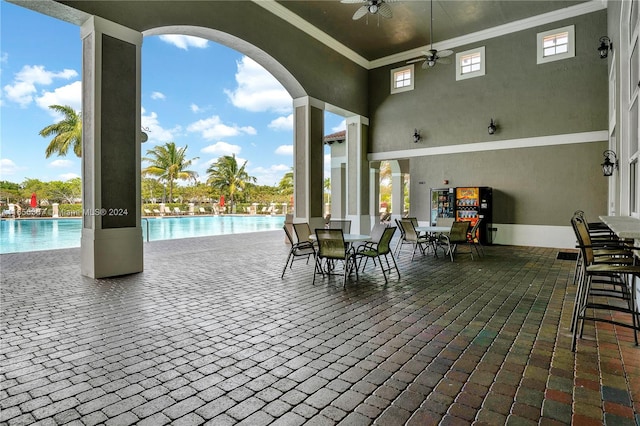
[368, 11, 609, 228]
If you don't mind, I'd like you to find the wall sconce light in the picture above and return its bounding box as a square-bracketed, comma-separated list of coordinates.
[413, 128, 421, 143]
[598, 36, 612, 59]
[601, 150, 618, 176]
[141, 126, 150, 143]
[487, 118, 497, 135]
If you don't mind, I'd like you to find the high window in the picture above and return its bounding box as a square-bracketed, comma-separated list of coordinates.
[456, 46, 485, 81]
[390, 64, 414, 94]
[537, 25, 575, 64]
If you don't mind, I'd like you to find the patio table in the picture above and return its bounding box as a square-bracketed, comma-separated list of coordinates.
[415, 226, 451, 234]
[309, 234, 370, 244]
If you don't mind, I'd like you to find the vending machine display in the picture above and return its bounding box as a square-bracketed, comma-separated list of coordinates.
[430, 188, 455, 225]
[455, 187, 493, 245]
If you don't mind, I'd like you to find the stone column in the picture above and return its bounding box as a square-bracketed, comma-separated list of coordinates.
[390, 160, 410, 221]
[80, 17, 143, 278]
[369, 162, 381, 225]
[345, 116, 371, 234]
[329, 143, 346, 220]
[292, 97, 325, 230]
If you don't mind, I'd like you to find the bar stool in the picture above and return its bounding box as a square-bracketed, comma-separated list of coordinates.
[570, 213, 640, 351]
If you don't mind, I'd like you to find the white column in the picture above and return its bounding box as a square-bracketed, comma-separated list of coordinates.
[369, 162, 381, 226]
[292, 97, 325, 230]
[345, 116, 371, 234]
[80, 17, 143, 278]
[329, 141, 346, 220]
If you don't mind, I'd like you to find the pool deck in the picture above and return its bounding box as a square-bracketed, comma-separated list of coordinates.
[1, 231, 639, 425]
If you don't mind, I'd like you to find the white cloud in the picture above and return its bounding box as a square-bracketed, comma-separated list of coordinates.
[159, 35, 208, 50]
[141, 107, 181, 143]
[250, 164, 291, 186]
[187, 115, 256, 140]
[3, 65, 78, 107]
[49, 159, 73, 168]
[324, 153, 331, 178]
[225, 56, 292, 114]
[150, 91, 166, 100]
[59, 172, 80, 180]
[35, 81, 82, 115]
[0, 158, 21, 176]
[332, 120, 347, 132]
[275, 145, 293, 155]
[268, 114, 293, 131]
[201, 141, 242, 156]
[190, 103, 201, 113]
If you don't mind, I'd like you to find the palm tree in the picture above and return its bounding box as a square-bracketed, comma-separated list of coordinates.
[142, 142, 199, 202]
[278, 168, 293, 195]
[323, 177, 331, 204]
[206, 154, 256, 212]
[39, 105, 82, 158]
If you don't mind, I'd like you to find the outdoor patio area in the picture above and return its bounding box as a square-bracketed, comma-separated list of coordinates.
[1, 230, 639, 425]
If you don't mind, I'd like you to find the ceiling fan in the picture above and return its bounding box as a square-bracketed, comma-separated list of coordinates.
[341, 0, 395, 21]
[407, 0, 453, 69]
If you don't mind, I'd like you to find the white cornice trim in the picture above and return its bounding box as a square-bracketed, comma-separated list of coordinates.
[251, 0, 370, 69]
[367, 131, 608, 162]
[253, 0, 606, 71]
[371, 0, 606, 68]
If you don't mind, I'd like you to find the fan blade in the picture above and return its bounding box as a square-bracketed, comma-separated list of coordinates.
[352, 5, 369, 20]
[406, 57, 426, 64]
[421, 61, 432, 70]
[378, 2, 393, 18]
[341, 0, 364, 3]
[437, 49, 454, 58]
[436, 57, 451, 65]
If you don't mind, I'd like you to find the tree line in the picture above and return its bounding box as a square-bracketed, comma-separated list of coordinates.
[2, 105, 294, 211]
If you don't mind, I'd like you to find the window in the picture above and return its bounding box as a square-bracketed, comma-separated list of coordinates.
[390, 64, 414, 94]
[537, 25, 575, 64]
[456, 47, 485, 81]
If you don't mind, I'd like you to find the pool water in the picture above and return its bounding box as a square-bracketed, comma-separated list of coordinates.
[0, 216, 285, 254]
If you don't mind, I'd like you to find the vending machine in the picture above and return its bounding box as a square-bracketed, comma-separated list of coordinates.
[430, 188, 455, 225]
[455, 187, 493, 244]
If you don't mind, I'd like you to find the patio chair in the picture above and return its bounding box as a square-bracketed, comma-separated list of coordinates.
[439, 221, 473, 262]
[313, 228, 358, 288]
[397, 218, 430, 261]
[163, 206, 172, 215]
[570, 213, 640, 351]
[281, 225, 316, 278]
[293, 222, 315, 248]
[466, 218, 484, 257]
[173, 207, 185, 215]
[379, 211, 391, 224]
[356, 226, 399, 283]
[329, 219, 351, 233]
[153, 208, 161, 215]
[144, 208, 153, 216]
[199, 207, 207, 214]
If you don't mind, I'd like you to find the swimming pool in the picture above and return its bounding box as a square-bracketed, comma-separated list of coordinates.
[0, 216, 285, 254]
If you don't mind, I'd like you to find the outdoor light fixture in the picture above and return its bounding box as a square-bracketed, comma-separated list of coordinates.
[141, 126, 150, 143]
[488, 118, 497, 135]
[601, 150, 618, 176]
[598, 36, 612, 59]
[413, 128, 421, 143]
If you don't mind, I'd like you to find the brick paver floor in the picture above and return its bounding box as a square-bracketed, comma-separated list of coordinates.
[1, 230, 639, 425]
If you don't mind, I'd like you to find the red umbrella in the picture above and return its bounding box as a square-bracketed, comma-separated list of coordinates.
[219, 195, 225, 208]
[30, 193, 37, 208]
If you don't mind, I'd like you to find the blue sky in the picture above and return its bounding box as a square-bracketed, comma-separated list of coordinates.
[1, 2, 344, 186]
